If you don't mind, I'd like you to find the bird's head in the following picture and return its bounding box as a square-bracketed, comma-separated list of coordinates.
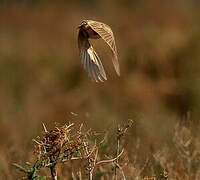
[78, 20, 88, 28]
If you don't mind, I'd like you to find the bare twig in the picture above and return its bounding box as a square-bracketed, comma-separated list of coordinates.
[42, 123, 48, 133]
[114, 138, 120, 180]
[50, 165, 58, 180]
[96, 149, 124, 165]
[113, 162, 126, 180]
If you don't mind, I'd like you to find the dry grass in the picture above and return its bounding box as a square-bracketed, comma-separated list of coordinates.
[12, 118, 200, 179]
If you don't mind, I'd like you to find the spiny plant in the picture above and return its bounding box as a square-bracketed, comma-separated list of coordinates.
[13, 120, 133, 180]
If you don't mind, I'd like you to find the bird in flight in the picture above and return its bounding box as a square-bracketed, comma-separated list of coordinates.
[77, 20, 120, 82]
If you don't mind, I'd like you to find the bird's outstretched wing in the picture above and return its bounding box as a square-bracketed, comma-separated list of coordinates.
[78, 29, 107, 82]
[87, 20, 120, 76]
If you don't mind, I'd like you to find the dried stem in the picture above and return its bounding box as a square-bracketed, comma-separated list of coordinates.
[114, 138, 120, 180]
[96, 149, 124, 165]
[50, 165, 58, 180]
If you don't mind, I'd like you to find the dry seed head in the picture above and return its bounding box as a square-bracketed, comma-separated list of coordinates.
[34, 123, 100, 167]
[35, 123, 76, 163]
[117, 119, 133, 140]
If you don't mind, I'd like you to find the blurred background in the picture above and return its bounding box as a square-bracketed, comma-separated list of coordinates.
[1, 0, 200, 179]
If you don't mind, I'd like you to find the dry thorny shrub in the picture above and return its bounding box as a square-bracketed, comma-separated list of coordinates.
[13, 120, 134, 180]
[11, 115, 200, 180]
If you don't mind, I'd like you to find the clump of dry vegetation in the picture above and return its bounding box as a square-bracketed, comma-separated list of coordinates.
[13, 120, 133, 180]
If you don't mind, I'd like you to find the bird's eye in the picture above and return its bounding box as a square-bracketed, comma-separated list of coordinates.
[82, 20, 87, 25]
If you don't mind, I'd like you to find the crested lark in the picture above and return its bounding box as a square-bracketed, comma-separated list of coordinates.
[78, 20, 120, 82]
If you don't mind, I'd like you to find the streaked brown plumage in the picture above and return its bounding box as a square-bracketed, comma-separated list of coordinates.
[78, 20, 120, 82]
